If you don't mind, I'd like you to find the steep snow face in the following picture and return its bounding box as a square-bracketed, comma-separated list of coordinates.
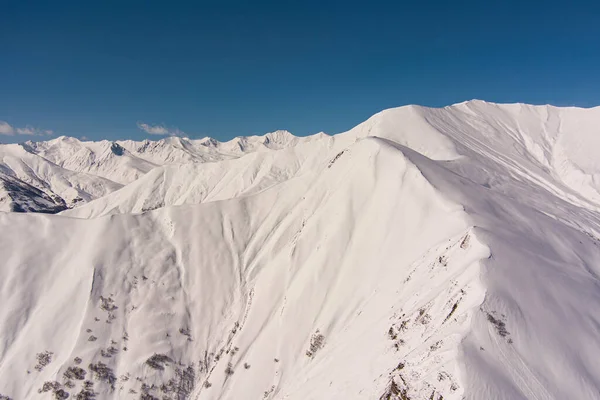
[1, 101, 600, 400]
[422, 101, 600, 206]
[0, 143, 122, 211]
[0, 173, 67, 213]
[0, 139, 487, 400]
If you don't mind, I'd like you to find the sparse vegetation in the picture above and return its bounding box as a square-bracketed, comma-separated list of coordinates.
[100, 346, 118, 358]
[88, 335, 97, 342]
[77, 382, 93, 397]
[379, 379, 406, 400]
[328, 150, 346, 168]
[443, 302, 459, 323]
[179, 327, 191, 336]
[306, 330, 325, 358]
[74, 357, 82, 365]
[176, 365, 196, 397]
[38, 381, 61, 393]
[486, 312, 510, 337]
[88, 362, 116, 390]
[244, 362, 251, 369]
[35, 351, 54, 371]
[225, 362, 234, 375]
[416, 308, 431, 325]
[99, 295, 117, 312]
[64, 366, 87, 380]
[54, 389, 69, 399]
[460, 234, 470, 249]
[429, 340, 442, 351]
[399, 320, 408, 331]
[145, 353, 173, 370]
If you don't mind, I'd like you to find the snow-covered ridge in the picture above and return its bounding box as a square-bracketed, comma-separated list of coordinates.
[0, 130, 329, 213]
[1, 100, 600, 400]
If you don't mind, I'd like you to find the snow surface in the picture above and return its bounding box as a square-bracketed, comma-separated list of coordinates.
[1, 100, 600, 400]
[0, 132, 324, 213]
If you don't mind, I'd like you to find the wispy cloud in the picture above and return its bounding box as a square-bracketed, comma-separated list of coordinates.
[0, 121, 53, 136]
[137, 122, 184, 136]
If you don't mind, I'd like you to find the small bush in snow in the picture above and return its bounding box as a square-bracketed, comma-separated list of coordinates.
[64, 366, 87, 380]
[145, 354, 173, 370]
[486, 312, 510, 337]
[99, 296, 117, 312]
[179, 327, 191, 336]
[35, 351, 54, 371]
[74, 380, 96, 400]
[306, 330, 325, 358]
[38, 381, 60, 393]
[88, 362, 116, 389]
[101, 346, 118, 358]
[53, 389, 69, 399]
[225, 362, 234, 375]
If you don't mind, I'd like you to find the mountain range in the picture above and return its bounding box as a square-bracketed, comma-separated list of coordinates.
[1, 100, 600, 400]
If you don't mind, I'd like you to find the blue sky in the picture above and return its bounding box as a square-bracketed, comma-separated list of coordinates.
[1, 0, 599, 143]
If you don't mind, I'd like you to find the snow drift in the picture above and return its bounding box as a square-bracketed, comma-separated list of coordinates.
[1, 100, 600, 400]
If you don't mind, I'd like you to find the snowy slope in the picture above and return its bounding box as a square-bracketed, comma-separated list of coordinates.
[0, 144, 122, 211]
[0, 132, 327, 213]
[1, 101, 600, 400]
[26, 137, 159, 185]
[0, 172, 67, 213]
[61, 138, 334, 219]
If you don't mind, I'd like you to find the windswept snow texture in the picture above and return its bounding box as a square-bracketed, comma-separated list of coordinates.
[1, 101, 600, 400]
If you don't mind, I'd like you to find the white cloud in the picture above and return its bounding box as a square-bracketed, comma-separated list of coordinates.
[16, 127, 36, 135]
[0, 121, 53, 136]
[0, 121, 13, 135]
[137, 122, 184, 136]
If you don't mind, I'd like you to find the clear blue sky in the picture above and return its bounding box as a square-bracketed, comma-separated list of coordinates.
[1, 0, 599, 143]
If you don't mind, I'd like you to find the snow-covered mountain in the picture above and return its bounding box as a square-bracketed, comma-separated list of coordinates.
[1, 100, 600, 400]
[0, 131, 323, 213]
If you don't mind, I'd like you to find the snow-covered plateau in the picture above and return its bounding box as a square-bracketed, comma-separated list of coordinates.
[1, 100, 600, 400]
